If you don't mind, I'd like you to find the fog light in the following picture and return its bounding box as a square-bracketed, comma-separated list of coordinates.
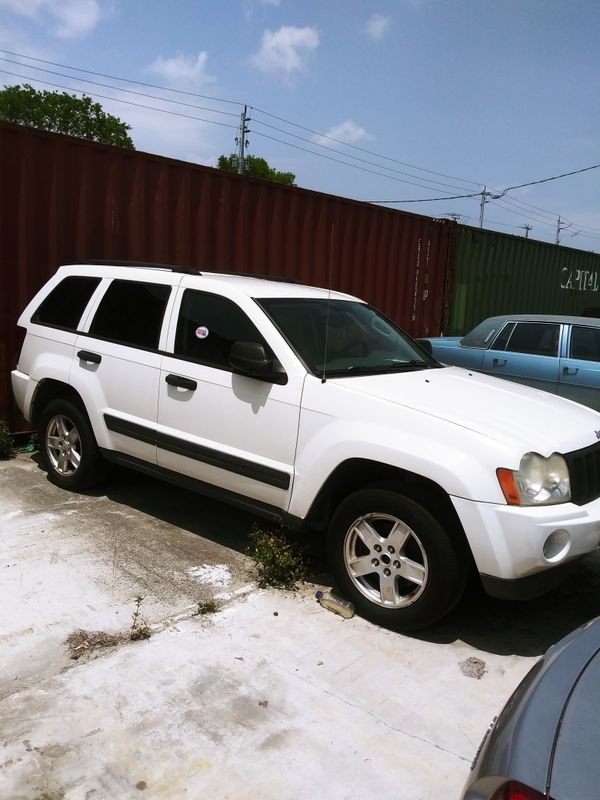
[543, 529, 571, 562]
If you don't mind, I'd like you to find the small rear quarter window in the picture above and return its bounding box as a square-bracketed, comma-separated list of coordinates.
[31, 276, 101, 330]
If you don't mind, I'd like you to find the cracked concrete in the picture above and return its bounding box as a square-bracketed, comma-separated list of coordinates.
[3, 454, 600, 798]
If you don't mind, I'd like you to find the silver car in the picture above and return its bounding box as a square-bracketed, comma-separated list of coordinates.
[462, 617, 600, 800]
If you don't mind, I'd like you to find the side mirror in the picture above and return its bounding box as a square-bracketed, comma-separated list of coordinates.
[229, 341, 288, 385]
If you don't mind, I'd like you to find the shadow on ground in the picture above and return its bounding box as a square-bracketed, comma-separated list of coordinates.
[33, 455, 600, 658]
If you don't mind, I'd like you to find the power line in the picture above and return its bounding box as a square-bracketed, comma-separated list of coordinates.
[0, 47, 243, 106]
[0, 56, 240, 118]
[498, 163, 600, 195]
[0, 69, 238, 130]
[251, 106, 482, 188]
[365, 191, 482, 203]
[250, 115, 477, 194]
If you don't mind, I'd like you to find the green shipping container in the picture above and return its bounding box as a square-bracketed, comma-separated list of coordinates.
[445, 226, 600, 336]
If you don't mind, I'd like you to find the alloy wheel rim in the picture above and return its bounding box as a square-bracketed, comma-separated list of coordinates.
[343, 512, 428, 608]
[46, 414, 82, 477]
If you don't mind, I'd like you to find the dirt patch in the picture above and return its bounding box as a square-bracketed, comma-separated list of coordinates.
[459, 656, 487, 680]
[65, 629, 124, 660]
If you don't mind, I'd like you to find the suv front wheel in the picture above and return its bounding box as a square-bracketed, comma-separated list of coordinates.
[327, 489, 467, 630]
[39, 398, 106, 490]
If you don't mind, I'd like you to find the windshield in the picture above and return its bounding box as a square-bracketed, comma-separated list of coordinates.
[257, 298, 439, 377]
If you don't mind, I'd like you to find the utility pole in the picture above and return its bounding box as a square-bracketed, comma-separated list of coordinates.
[521, 224, 532, 239]
[555, 216, 570, 245]
[236, 105, 251, 175]
[479, 186, 491, 228]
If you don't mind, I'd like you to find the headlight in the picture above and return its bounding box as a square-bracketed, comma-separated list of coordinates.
[497, 452, 571, 506]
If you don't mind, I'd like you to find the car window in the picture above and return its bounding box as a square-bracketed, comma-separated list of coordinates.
[570, 326, 600, 361]
[89, 279, 171, 349]
[505, 322, 560, 356]
[31, 276, 101, 330]
[174, 290, 273, 371]
[489, 322, 515, 351]
[460, 318, 504, 349]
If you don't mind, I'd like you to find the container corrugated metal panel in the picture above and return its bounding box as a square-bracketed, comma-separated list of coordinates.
[445, 226, 600, 336]
[0, 121, 452, 431]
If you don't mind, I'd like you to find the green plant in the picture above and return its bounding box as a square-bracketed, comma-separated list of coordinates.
[130, 595, 151, 641]
[0, 421, 13, 459]
[195, 599, 220, 615]
[248, 526, 307, 589]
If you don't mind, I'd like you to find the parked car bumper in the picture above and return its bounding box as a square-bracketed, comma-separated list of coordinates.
[452, 494, 600, 595]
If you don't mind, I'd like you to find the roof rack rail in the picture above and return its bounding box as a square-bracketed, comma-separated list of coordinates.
[207, 271, 302, 284]
[78, 259, 201, 275]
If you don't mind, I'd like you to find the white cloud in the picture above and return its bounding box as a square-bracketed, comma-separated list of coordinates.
[363, 13, 390, 41]
[251, 25, 319, 75]
[312, 120, 372, 148]
[0, 0, 101, 38]
[146, 52, 215, 89]
[260, 0, 281, 5]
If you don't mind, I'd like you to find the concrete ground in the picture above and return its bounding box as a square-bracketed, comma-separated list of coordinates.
[2, 455, 600, 800]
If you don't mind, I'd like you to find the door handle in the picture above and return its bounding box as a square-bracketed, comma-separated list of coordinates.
[165, 374, 197, 391]
[563, 366, 579, 376]
[493, 358, 507, 367]
[77, 350, 101, 364]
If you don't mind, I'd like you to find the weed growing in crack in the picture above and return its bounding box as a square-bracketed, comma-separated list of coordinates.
[248, 526, 307, 589]
[195, 599, 220, 615]
[130, 595, 151, 641]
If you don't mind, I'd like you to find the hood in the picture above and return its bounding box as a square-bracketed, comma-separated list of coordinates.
[331, 366, 600, 455]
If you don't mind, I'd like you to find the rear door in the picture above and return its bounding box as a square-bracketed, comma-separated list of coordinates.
[482, 320, 561, 393]
[558, 324, 600, 411]
[73, 276, 174, 463]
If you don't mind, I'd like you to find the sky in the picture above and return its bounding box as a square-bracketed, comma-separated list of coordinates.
[0, 0, 599, 252]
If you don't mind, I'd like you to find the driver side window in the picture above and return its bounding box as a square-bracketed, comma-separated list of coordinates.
[174, 290, 273, 371]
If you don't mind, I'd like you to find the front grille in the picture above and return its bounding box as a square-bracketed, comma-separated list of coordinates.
[564, 440, 600, 506]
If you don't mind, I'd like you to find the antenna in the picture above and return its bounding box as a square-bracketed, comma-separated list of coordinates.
[321, 223, 335, 384]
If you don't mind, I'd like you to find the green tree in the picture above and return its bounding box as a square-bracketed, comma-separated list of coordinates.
[0, 83, 134, 149]
[218, 153, 295, 186]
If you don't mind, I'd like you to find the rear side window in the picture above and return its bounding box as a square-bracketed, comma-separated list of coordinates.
[89, 279, 171, 349]
[570, 326, 600, 362]
[31, 276, 101, 330]
[174, 290, 272, 370]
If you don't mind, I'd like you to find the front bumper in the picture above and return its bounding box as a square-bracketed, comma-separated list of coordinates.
[452, 494, 600, 587]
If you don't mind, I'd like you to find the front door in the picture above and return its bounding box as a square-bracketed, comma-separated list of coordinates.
[157, 285, 304, 510]
[482, 321, 561, 394]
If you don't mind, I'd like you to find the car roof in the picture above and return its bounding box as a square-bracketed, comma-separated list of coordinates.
[61, 262, 358, 302]
[483, 313, 600, 327]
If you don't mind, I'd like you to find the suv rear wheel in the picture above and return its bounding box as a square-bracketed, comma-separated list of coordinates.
[39, 398, 106, 490]
[328, 489, 467, 630]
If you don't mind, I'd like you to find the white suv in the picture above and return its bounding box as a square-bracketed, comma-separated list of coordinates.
[12, 262, 600, 629]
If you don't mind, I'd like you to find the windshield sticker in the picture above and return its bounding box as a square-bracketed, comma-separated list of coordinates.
[195, 326, 209, 339]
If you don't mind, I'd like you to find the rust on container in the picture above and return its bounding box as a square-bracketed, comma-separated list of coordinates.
[0, 121, 452, 430]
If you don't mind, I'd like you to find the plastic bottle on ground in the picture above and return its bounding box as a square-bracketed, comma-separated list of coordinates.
[315, 590, 355, 619]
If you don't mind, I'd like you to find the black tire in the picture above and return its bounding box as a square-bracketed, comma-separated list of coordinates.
[39, 398, 107, 490]
[327, 489, 468, 631]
